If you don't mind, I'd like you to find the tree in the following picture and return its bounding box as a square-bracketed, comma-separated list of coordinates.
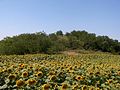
[0, 30, 120, 55]
[56, 30, 63, 36]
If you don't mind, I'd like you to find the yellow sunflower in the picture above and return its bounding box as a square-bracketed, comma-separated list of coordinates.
[8, 74, 16, 80]
[22, 71, 28, 78]
[42, 84, 50, 90]
[16, 80, 25, 87]
[27, 79, 37, 86]
[75, 75, 84, 81]
[36, 71, 43, 78]
[61, 83, 68, 90]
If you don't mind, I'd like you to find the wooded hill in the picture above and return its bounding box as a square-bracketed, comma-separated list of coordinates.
[0, 30, 120, 55]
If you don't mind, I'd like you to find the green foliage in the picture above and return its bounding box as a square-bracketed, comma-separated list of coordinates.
[0, 30, 120, 55]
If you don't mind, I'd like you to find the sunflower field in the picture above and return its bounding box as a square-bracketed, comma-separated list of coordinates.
[0, 53, 120, 90]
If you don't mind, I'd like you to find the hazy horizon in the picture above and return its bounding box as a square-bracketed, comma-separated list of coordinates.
[0, 0, 120, 41]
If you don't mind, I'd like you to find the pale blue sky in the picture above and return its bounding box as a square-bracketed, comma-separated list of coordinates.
[0, 0, 120, 41]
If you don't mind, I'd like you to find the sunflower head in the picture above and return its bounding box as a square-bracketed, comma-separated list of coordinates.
[96, 87, 100, 90]
[16, 80, 25, 87]
[7, 68, 12, 73]
[8, 74, 16, 80]
[107, 79, 113, 84]
[62, 83, 68, 90]
[50, 75, 56, 81]
[95, 71, 100, 75]
[22, 71, 28, 78]
[68, 66, 73, 70]
[19, 64, 25, 68]
[82, 85, 87, 90]
[54, 84, 58, 90]
[48, 71, 55, 76]
[75, 75, 84, 81]
[89, 86, 95, 90]
[72, 84, 78, 90]
[27, 79, 37, 86]
[117, 71, 120, 76]
[74, 65, 78, 68]
[42, 84, 50, 90]
[37, 71, 43, 78]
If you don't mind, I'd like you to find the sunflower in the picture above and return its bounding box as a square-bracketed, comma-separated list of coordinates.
[19, 64, 25, 68]
[74, 65, 78, 69]
[54, 84, 59, 90]
[48, 71, 55, 76]
[107, 79, 112, 84]
[60, 66, 64, 69]
[8, 74, 16, 80]
[95, 87, 100, 90]
[89, 86, 95, 90]
[36, 71, 43, 78]
[7, 68, 12, 73]
[42, 84, 50, 90]
[95, 71, 100, 75]
[16, 80, 25, 87]
[22, 71, 28, 78]
[72, 84, 79, 90]
[61, 83, 68, 90]
[50, 75, 56, 81]
[35, 68, 39, 72]
[29, 66, 33, 69]
[75, 75, 84, 81]
[117, 71, 120, 76]
[82, 85, 87, 90]
[27, 79, 37, 86]
[68, 66, 73, 70]
[88, 72, 94, 75]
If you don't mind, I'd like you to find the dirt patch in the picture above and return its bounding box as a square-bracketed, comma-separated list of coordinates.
[61, 51, 79, 56]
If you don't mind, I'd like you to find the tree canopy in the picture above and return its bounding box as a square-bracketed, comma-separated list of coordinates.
[0, 30, 120, 55]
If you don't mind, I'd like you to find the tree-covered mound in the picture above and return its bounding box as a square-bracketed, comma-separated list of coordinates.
[0, 30, 120, 55]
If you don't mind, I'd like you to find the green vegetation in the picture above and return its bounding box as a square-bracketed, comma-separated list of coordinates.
[0, 30, 120, 55]
[0, 54, 120, 89]
[0, 31, 119, 90]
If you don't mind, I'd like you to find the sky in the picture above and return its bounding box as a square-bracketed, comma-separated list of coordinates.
[0, 0, 120, 41]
